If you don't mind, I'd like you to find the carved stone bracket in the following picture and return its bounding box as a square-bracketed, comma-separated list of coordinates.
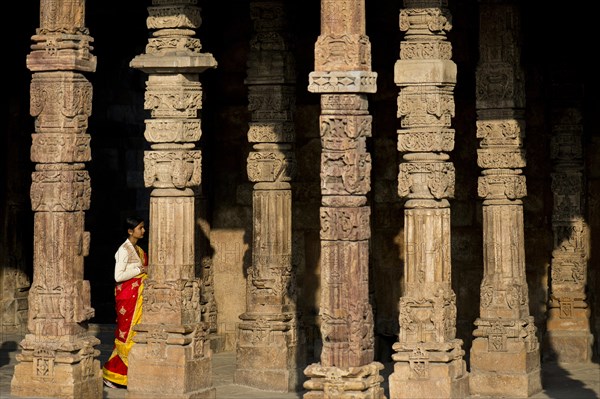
[247, 144, 295, 183]
[397, 129, 454, 153]
[398, 160, 455, 199]
[145, 119, 202, 144]
[144, 150, 201, 189]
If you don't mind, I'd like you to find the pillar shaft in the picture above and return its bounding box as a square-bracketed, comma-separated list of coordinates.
[11, 0, 102, 398]
[389, 1, 468, 398]
[303, 1, 384, 398]
[469, 2, 542, 397]
[127, 1, 217, 398]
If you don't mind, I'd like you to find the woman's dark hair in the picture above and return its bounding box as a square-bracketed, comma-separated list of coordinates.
[124, 216, 144, 233]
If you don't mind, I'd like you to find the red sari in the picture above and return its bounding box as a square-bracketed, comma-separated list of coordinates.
[102, 245, 147, 387]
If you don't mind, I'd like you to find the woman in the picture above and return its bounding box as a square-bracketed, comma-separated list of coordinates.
[102, 216, 148, 389]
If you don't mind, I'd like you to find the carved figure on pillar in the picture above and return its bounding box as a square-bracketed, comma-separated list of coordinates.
[388, 1, 469, 398]
[11, 0, 102, 398]
[235, 1, 305, 393]
[469, 2, 542, 397]
[303, 1, 384, 398]
[127, 1, 217, 398]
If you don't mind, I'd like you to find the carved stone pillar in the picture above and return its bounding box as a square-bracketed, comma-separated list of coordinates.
[0, 199, 30, 333]
[543, 68, 592, 363]
[388, 1, 469, 398]
[127, 1, 217, 398]
[302, 1, 384, 398]
[234, 1, 304, 392]
[10, 1, 102, 398]
[469, 2, 542, 397]
[195, 190, 223, 352]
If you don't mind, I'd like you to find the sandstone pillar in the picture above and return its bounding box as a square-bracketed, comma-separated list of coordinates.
[543, 69, 593, 363]
[388, 1, 469, 398]
[0, 204, 30, 334]
[469, 2, 542, 397]
[127, 1, 217, 398]
[196, 191, 223, 353]
[10, 0, 102, 398]
[234, 1, 304, 392]
[303, 1, 384, 398]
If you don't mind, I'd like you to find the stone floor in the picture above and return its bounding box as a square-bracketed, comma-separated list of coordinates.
[1, 324, 598, 399]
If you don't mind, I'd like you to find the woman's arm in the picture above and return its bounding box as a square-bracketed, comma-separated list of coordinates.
[114, 243, 143, 282]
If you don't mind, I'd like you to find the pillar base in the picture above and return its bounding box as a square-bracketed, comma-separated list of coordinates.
[235, 368, 303, 393]
[11, 335, 102, 399]
[469, 369, 541, 398]
[208, 333, 226, 354]
[303, 362, 385, 399]
[127, 333, 214, 399]
[235, 313, 305, 392]
[389, 361, 468, 398]
[120, 389, 216, 399]
[469, 337, 542, 397]
[543, 330, 594, 363]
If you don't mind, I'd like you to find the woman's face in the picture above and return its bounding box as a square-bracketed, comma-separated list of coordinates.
[129, 222, 145, 240]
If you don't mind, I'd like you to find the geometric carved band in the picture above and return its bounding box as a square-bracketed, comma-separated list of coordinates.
[145, 119, 201, 143]
[320, 115, 372, 145]
[28, 34, 97, 73]
[397, 128, 454, 153]
[248, 122, 295, 143]
[473, 316, 538, 353]
[400, 41, 452, 61]
[31, 133, 91, 163]
[550, 133, 582, 161]
[320, 206, 370, 241]
[321, 151, 371, 196]
[478, 172, 526, 200]
[30, 72, 93, 134]
[247, 148, 295, 183]
[399, 7, 452, 36]
[308, 71, 377, 94]
[476, 119, 524, 147]
[314, 34, 372, 72]
[398, 161, 455, 199]
[147, 5, 202, 31]
[397, 86, 454, 128]
[550, 253, 586, 291]
[321, 94, 369, 114]
[477, 148, 526, 169]
[146, 36, 202, 55]
[303, 362, 385, 393]
[145, 74, 202, 118]
[31, 169, 91, 211]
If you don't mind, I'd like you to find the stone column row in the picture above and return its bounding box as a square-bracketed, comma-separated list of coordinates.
[11, 2, 591, 399]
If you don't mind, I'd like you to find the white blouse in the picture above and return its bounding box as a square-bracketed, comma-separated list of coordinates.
[114, 239, 144, 283]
